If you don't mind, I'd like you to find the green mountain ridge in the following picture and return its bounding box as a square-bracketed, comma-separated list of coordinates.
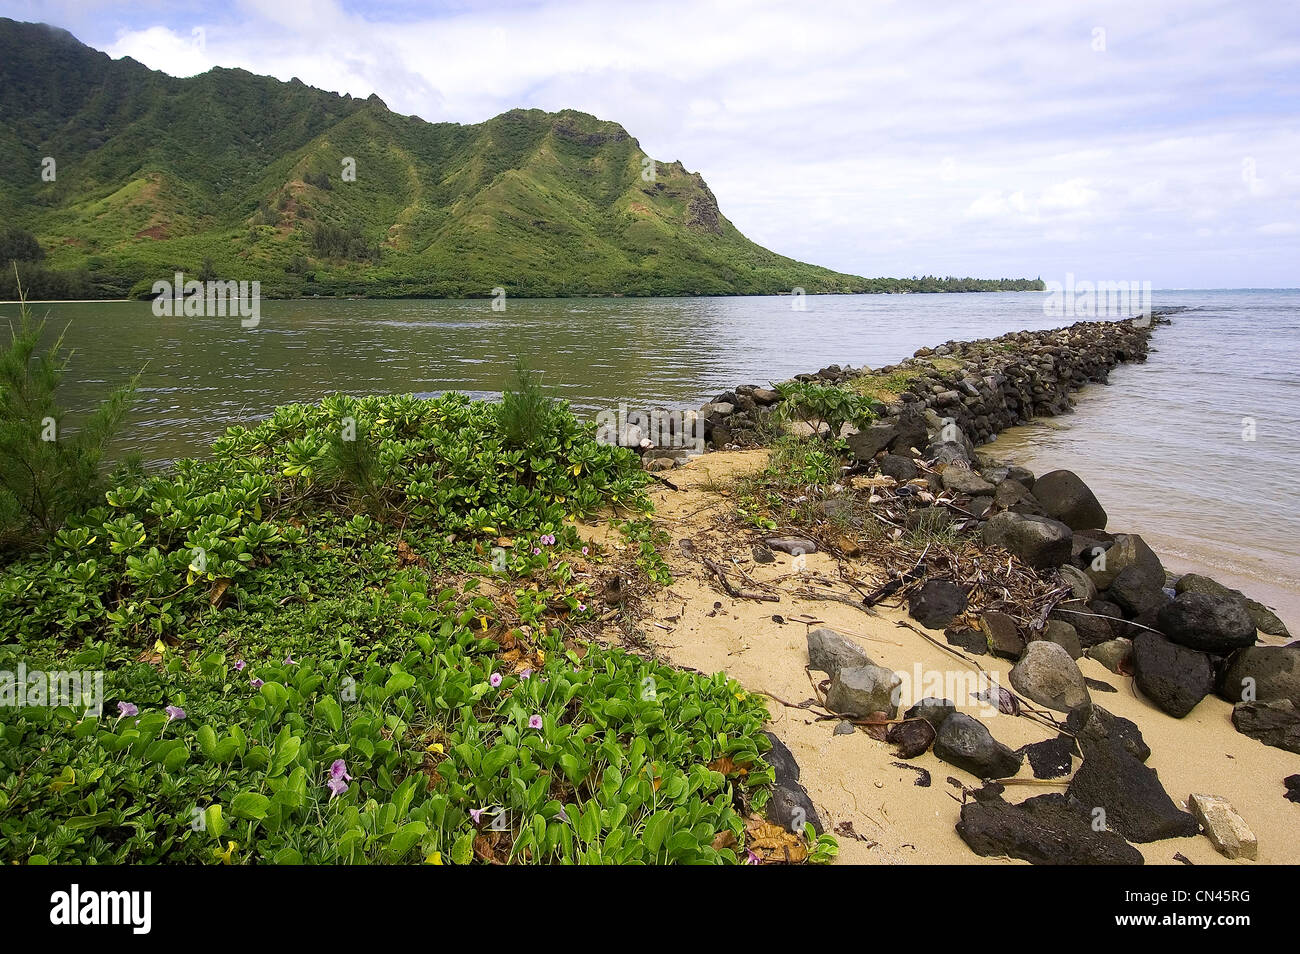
[0, 18, 1043, 299]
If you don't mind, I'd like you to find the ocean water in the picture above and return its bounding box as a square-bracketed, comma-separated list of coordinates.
[10, 289, 1298, 626]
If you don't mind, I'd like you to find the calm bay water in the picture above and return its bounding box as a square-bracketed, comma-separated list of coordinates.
[10, 290, 1299, 626]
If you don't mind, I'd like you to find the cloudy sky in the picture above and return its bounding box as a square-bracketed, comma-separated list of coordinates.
[8, 0, 1300, 287]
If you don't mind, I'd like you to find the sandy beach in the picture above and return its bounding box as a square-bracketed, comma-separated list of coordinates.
[613, 449, 1300, 865]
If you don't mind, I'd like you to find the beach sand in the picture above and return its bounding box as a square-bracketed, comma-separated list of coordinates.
[615, 449, 1300, 865]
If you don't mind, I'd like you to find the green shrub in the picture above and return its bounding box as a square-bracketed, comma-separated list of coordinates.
[774, 380, 880, 439]
[0, 288, 138, 550]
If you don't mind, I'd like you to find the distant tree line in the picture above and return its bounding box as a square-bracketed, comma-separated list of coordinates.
[861, 276, 1044, 293]
[0, 228, 130, 299]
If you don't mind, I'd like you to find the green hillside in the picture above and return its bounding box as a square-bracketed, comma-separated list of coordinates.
[0, 19, 1042, 300]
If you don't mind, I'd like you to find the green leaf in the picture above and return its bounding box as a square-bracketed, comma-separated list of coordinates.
[231, 792, 271, 821]
[450, 831, 474, 865]
[315, 695, 343, 732]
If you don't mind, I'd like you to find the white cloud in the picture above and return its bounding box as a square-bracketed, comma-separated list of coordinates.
[16, 0, 1297, 286]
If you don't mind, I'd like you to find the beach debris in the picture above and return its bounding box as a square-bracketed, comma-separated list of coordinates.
[1010, 640, 1091, 713]
[1066, 737, 1199, 842]
[1188, 793, 1257, 860]
[886, 718, 935, 758]
[890, 761, 932, 787]
[933, 713, 1023, 780]
[1130, 631, 1214, 718]
[957, 793, 1144, 865]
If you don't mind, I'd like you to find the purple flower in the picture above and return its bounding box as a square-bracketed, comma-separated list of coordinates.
[330, 759, 352, 782]
[577, 602, 587, 612]
[326, 777, 348, 799]
[469, 807, 485, 825]
[745, 850, 760, 865]
[556, 805, 569, 823]
[489, 673, 502, 688]
[116, 701, 138, 718]
[540, 534, 555, 546]
[284, 654, 298, 666]
[528, 714, 543, 730]
[519, 669, 532, 680]
[532, 547, 541, 556]
[234, 659, 246, 671]
[250, 677, 264, 689]
[581, 546, 588, 556]
[164, 705, 186, 722]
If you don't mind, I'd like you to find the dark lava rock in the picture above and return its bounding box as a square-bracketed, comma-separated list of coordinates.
[1066, 738, 1198, 842]
[1157, 591, 1257, 653]
[1215, 645, 1300, 707]
[941, 465, 996, 497]
[1019, 736, 1075, 779]
[1066, 705, 1151, 762]
[1032, 469, 1108, 531]
[1285, 774, 1300, 804]
[908, 578, 968, 630]
[1107, 564, 1171, 618]
[945, 625, 988, 655]
[1131, 632, 1215, 718]
[992, 478, 1044, 516]
[1057, 606, 1113, 648]
[846, 422, 898, 461]
[886, 718, 936, 758]
[767, 782, 824, 835]
[1177, 572, 1291, 638]
[904, 696, 957, 728]
[980, 611, 1025, 660]
[806, 626, 873, 678]
[1232, 700, 1300, 754]
[762, 731, 800, 783]
[889, 404, 929, 455]
[983, 511, 1073, 569]
[933, 713, 1023, 779]
[879, 453, 919, 482]
[957, 793, 1143, 865]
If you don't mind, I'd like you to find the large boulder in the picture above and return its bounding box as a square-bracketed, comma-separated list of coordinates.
[1066, 738, 1199, 842]
[1231, 700, 1300, 754]
[888, 404, 929, 455]
[825, 664, 902, 718]
[806, 627, 873, 678]
[983, 512, 1073, 569]
[933, 713, 1023, 779]
[907, 578, 968, 630]
[1216, 645, 1300, 707]
[957, 793, 1144, 865]
[941, 466, 996, 497]
[1086, 637, 1133, 675]
[1083, 533, 1163, 591]
[1036, 619, 1082, 659]
[1106, 564, 1170, 618]
[1032, 469, 1108, 531]
[845, 422, 898, 462]
[1131, 632, 1214, 718]
[1010, 640, 1091, 713]
[1176, 573, 1290, 638]
[980, 611, 1025, 660]
[1157, 592, 1257, 653]
[1066, 704, 1151, 762]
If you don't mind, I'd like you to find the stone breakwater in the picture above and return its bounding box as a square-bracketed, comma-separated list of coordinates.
[690, 315, 1162, 454]
[664, 313, 1300, 864]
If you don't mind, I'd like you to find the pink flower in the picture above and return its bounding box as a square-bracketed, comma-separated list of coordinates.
[284, 654, 298, 666]
[327, 777, 348, 799]
[469, 807, 485, 825]
[164, 706, 186, 722]
[577, 602, 587, 612]
[528, 714, 543, 730]
[581, 546, 588, 556]
[532, 547, 541, 555]
[116, 701, 138, 718]
[330, 759, 352, 782]
[234, 659, 246, 671]
[745, 850, 760, 865]
[519, 669, 532, 680]
[489, 672, 502, 688]
[250, 677, 264, 689]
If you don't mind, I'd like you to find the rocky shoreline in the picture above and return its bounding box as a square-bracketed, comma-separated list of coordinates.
[649, 312, 1299, 864]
